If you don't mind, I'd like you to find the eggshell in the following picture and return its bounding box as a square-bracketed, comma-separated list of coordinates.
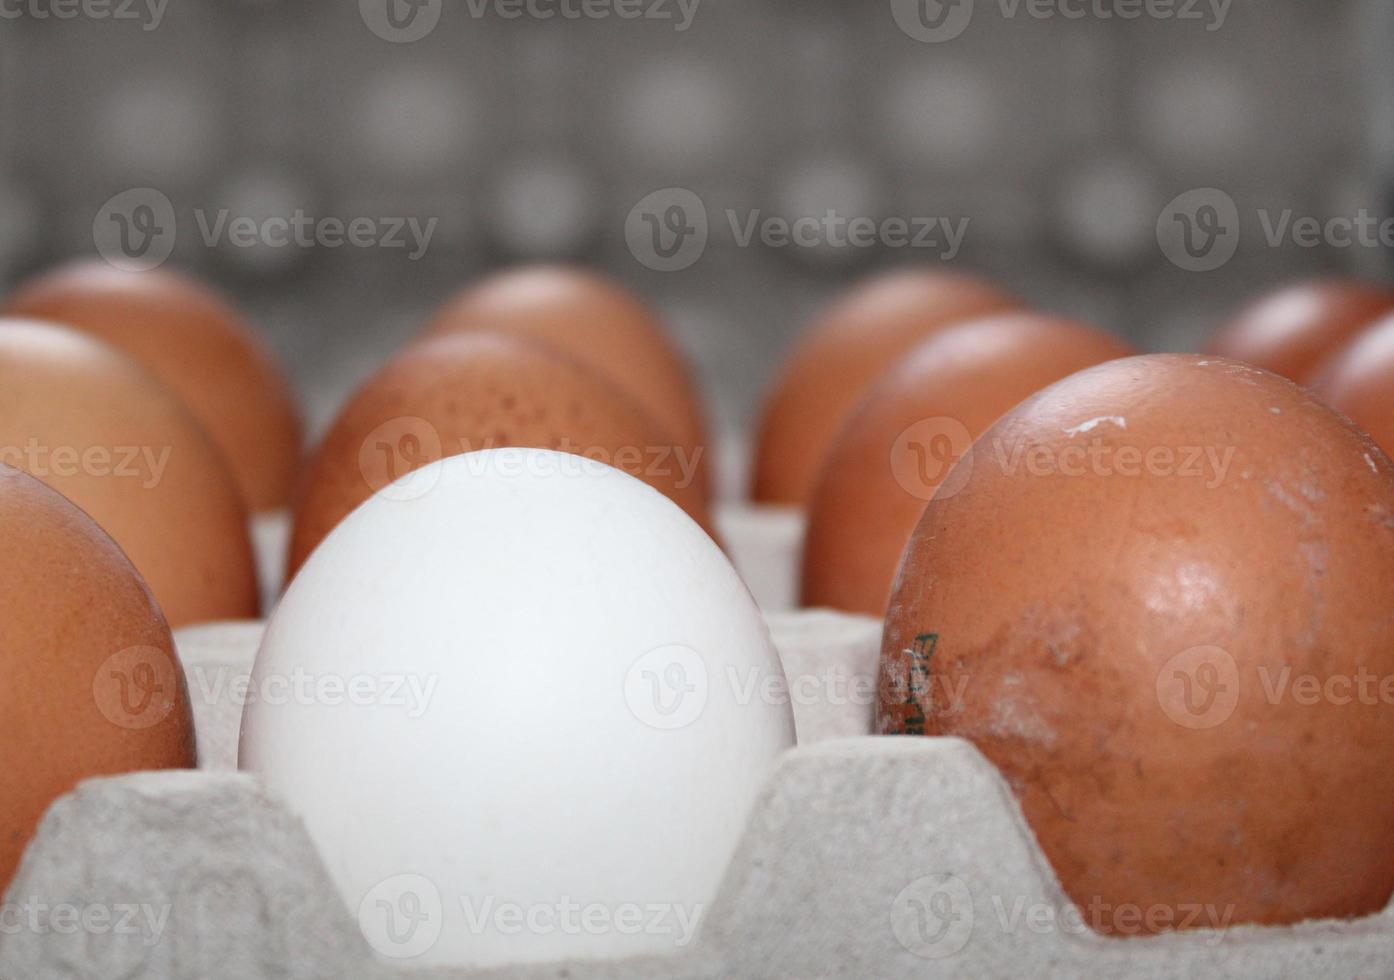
[880, 354, 1394, 932]
[241, 449, 795, 968]
[802, 314, 1133, 615]
[5, 259, 302, 510]
[1207, 279, 1394, 383]
[1309, 313, 1394, 459]
[0, 320, 258, 626]
[0, 464, 195, 890]
[425, 265, 709, 485]
[752, 267, 1021, 505]
[287, 332, 713, 577]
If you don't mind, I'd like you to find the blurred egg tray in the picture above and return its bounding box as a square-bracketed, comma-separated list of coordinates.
[2, 507, 1393, 980]
[1, 0, 1391, 436]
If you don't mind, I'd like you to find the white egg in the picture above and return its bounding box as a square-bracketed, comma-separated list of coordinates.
[238, 449, 794, 969]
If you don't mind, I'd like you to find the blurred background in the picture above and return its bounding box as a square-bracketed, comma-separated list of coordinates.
[2, 0, 1391, 449]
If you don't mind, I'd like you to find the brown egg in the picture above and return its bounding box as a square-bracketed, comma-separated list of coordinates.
[1310, 313, 1394, 459]
[5, 259, 303, 511]
[425, 265, 709, 487]
[0, 463, 195, 890]
[880, 354, 1394, 933]
[753, 267, 1021, 506]
[1207, 279, 1394, 384]
[288, 332, 713, 576]
[0, 320, 259, 626]
[802, 314, 1132, 616]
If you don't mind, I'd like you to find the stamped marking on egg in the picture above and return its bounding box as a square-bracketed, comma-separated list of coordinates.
[882, 633, 938, 735]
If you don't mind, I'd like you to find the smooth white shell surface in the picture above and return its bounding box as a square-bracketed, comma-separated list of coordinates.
[239, 449, 795, 969]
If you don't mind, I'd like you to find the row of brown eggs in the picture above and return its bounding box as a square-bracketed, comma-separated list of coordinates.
[762, 271, 1394, 934]
[780, 272, 1394, 619]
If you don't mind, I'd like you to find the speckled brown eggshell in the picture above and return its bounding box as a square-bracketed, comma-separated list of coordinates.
[424, 265, 709, 489]
[802, 314, 1133, 616]
[0, 320, 259, 627]
[880, 354, 1394, 933]
[5, 259, 303, 511]
[753, 267, 1021, 506]
[0, 463, 195, 891]
[1310, 313, 1394, 460]
[287, 332, 714, 577]
[1207, 279, 1394, 384]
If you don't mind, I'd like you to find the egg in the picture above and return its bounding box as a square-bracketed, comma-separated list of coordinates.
[880, 354, 1394, 932]
[0, 320, 258, 626]
[241, 449, 794, 968]
[287, 332, 713, 576]
[1207, 279, 1394, 384]
[425, 265, 709, 487]
[752, 267, 1021, 506]
[5, 259, 302, 511]
[1310, 313, 1394, 460]
[802, 314, 1132, 616]
[0, 463, 195, 890]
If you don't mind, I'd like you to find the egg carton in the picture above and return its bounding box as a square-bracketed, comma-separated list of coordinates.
[6, 512, 1392, 978]
[4, 696, 1392, 977]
